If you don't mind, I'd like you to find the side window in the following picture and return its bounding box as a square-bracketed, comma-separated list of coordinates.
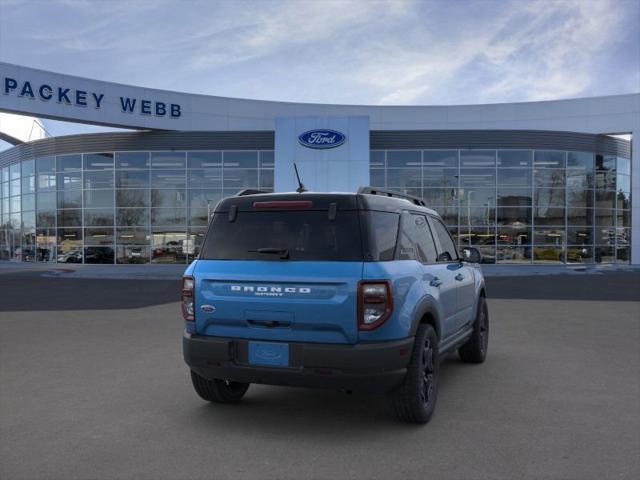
[365, 211, 400, 261]
[398, 213, 438, 263]
[430, 218, 458, 262]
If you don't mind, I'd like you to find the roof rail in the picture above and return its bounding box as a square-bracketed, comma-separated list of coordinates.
[235, 189, 269, 196]
[357, 186, 426, 207]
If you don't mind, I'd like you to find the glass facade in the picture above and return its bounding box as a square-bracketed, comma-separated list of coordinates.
[0, 151, 274, 264]
[370, 149, 631, 264]
[0, 147, 632, 265]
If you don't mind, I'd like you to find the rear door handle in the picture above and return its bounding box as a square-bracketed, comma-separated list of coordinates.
[430, 277, 443, 287]
[455, 273, 465, 281]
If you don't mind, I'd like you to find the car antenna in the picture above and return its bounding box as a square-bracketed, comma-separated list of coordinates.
[294, 163, 307, 193]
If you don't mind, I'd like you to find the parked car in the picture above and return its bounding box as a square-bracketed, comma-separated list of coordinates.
[182, 188, 488, 423]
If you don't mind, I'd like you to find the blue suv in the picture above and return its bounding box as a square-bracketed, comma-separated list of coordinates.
[182, 187, 488, 423]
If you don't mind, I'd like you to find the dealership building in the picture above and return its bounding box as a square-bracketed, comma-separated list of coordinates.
[0, 62, 638, 265]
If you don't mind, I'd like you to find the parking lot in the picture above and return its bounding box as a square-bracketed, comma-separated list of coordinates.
[1, 270, 639, 480]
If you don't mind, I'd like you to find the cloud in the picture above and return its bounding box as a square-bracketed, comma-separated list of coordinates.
[0, 0, 637, 107]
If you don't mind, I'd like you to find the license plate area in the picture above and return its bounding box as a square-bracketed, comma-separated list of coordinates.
[248, 341, 289, 367]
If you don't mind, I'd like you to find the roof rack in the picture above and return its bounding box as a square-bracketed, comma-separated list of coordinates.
[357, 186, 426, 207]
[235, 189, 269, 196]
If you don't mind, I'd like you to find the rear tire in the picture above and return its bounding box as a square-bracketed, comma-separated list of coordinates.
[458, 296, 489, 363]
[190, 370, 249, 403]
[389, 324, 439, 424]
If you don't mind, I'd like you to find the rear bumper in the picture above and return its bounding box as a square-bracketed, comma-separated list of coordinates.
[183, 334, 414, 393]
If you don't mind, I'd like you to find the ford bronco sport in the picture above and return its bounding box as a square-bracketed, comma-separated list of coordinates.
[182, 187, 488, 423]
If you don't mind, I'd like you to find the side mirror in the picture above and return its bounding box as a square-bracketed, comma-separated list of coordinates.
[461, 247, 482, 263]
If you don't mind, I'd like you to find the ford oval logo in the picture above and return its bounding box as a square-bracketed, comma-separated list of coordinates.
[298, 129, 346, 149]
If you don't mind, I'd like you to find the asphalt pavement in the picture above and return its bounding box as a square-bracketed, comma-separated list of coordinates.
[0, 271, 639, 480]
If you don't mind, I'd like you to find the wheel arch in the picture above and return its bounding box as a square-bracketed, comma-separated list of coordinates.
[410, 298, 442, 340]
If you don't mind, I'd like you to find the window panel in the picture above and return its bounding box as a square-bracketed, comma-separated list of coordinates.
[594, 226, 615, 245]
[57, 154, 82, 171]
[151, 229, 188, 263]
[386, 169, 421, 188]
[497, 150, 533, 168]
[567, 227, 593, 245]
[616, 210, 631, 228]
[151, 170, 186, 189]
[57, 171, 82, 190]
[567, 151, 593, 169]
[533, 207, 564, 226]
[423, 150, 457, 168]
[423, 168, 458, 188]
[116, 227, 150, 245]
[21, 176, 36, 194]
[534, 169, 565, 187]
[497, 207, 532, 225]
[594, 191, 616, 209]
[497, 246, 532, 263]
[616, 157, 630, 176]
[460, 150, 495, 167]
[497, 188, 531, 207]
[117, 245, 150, 264]
[458, 169, 495, 187]
[533, 247, 563, 263]
[534, 187, 565, 208]
[36, 191, 55, 211]
[115, 152, 150, 169]
[222, 169, 259, 188]
[187, 168, 222, 188]
[568, 208, 593, 226]
[497, 225, 531, 245]
[259, 151, 274, 168]
[566, 247, 593, 264]
[616, 191, 631, 211]
[85, 227, 114, 245]
[151, 208, 187, 227]
[595, 246, 615, 263]
[116, 170, 149, 188]
[533, 227, 565, 246]
[497, 168, 531, 186]
[84, 246, 114, 264]
[223, 151, 258, 168]
[150, 152, 186, 169]
[37, 173, 56, 191]
[534, 151, 565, 168]
[566, 188, 593, 209]
[151, 189, 186, 208]
[22, 193, 35, 211]
[370, 151, 385, 167]
[9, 195, 20, 213]
[117, 208, 149, 226]
[84, 190, 114, 209]
[459, 206, 495, 226]
[84, 170, 114, 189]
[189, 208, 209, 227]
[617, 174, 630, 194]
[187, 190, 224, 210]
[21, 159, 35, 177]
[458, 227, 495, 246]
[566, 169, 593, 189]
[57, 209, 82, 227]
[36, 157, 55, 174]
[187, 151, 222, 169]
[36, 210, 55, 228]
[116, 189, 150, 208]
[10, 179, 21, 196]
[386, 150, 421, 168]
[259, 170, 274, 189]
[83, 153, 114, 170]
[84, 208, 114, 226]
[595, 209, 615, 227]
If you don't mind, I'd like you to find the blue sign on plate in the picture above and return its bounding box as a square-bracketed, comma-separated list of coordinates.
[248, 341, 289, 367]
[298, 129, 346, 149]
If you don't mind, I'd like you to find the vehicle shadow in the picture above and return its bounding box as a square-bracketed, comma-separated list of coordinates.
[181, 354, 476, 436]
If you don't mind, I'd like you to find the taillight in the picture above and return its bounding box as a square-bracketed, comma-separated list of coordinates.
[358, 280, 393, 330]
[182, 276, 195, 321]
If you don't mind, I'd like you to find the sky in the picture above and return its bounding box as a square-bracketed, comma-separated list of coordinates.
[0, 0, 638, 143]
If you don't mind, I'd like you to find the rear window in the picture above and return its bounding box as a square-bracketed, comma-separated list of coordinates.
[200, 210, 363, 261]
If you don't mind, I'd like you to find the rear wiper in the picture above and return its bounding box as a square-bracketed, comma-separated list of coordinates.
[248, 247, 290, 259]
